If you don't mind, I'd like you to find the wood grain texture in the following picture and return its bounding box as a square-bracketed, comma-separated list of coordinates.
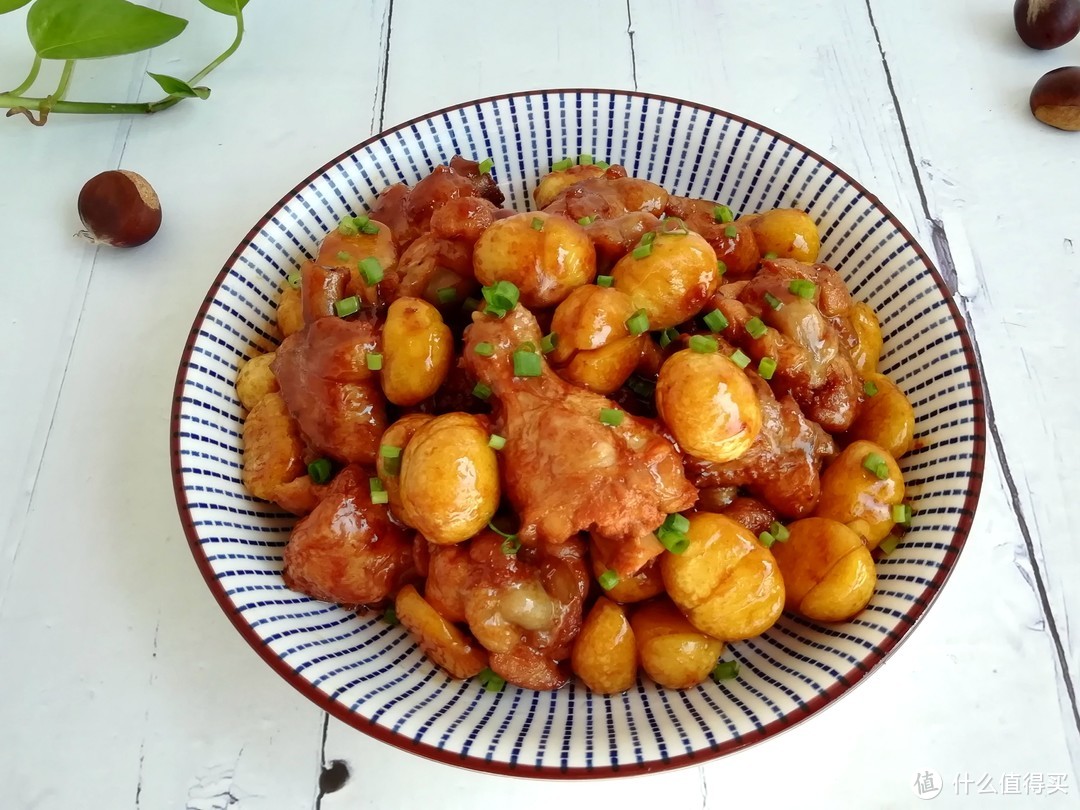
[0, 0, 1076, 806]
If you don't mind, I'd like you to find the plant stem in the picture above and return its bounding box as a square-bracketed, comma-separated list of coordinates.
[53, 60, 75, 102]
[189, 8, 245, 87]
[6, 55, 42, 96]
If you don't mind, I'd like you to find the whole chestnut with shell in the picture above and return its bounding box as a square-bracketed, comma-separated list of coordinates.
[1030, 66, 1080, 130]
[77, 170, 162, 247]
[1014, 0, 1080, 49]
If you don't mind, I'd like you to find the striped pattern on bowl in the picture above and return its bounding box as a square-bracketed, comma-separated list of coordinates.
[171, 90, 985, 777]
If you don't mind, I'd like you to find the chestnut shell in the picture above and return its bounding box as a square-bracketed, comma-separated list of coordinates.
[1030, 66, 1080, 131]
[1014, 0, 1080, 50]
[78, 170, 162, 248]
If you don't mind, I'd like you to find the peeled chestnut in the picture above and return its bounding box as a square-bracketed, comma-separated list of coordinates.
[1014, 0, 1080, 49]
[77, 170, 162, 247]
[1030, 66, 1080, 130]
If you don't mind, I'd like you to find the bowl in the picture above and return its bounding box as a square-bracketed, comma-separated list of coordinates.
[171, 89, 985, 777]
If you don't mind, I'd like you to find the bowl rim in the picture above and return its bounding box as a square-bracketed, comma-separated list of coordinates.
[170, 87, 987, 779]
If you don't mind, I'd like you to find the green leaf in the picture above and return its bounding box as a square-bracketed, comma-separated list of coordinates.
[0, 0, 33, 14]
[197, 0, 248, 15]
[27, 0, 188, 60]
[148, 72, 210, 100]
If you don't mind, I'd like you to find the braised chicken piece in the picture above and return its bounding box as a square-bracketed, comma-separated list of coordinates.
[541, 165, 669, 223]
[272, 316, 387, 465]
[720, 496, 779, 537]
[583, 211, 662, 271]
[299, 261, 348, 324]
[462, 305, 697, 548]
[685, 373, 837, 518]
[283, 465, 414, 606]
[711, 258, 863, 432]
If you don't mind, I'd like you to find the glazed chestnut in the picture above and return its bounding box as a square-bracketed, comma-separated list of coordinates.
[1030, 66, 1080, 130]
[1014, 0, 1080, 49]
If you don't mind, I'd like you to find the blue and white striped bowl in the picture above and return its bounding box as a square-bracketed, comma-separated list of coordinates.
[171, 90, 985, 777]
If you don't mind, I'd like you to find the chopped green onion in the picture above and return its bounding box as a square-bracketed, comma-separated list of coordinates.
[436, 286, 457, 304]
[878, 536, 901, 555]
[770, 521, 790, 542]
[358, 257, 383, 285]
[656, 513, 690, 554]
[473, 342, 495, 357]
[369, 477, 384, 493]
[716, 260, 728, 276]
[641, 231, 656, 246]
[712, 660, 740, 681]
[788, 279, 817, 299]
[758, 356, 778, 380]
[336, 251, 352, 262]
[488, 434, 507, 450]
[730, 349, 751, 369]
[764, 292, 783, 310]
[703, 309, 729, 333]
[478, 157, 494, 174]
[517, 340, 538, 353]
[596, 275, 614, 287]
[862, 452, 889, 480]
[712, 204, 735, 223]
[479, 667, 506, 692]
[746, 317, 768, 339]
[531, 217, 544, 231]
[667, 514, 690, 533]
[596, 161, 610, 170]
[552, 157, 574, 172]
[758, 531, 776, 548]
[599, 408, 624, 427]
[335, 296, 360, 318]
[380, 444, 402, 459]
[663, 217, 689, 235]
[337, 217, 361, 236]
[473, 382, 492, 400]
[513, 349, 542, 377]
[286, 271, 302, 289]
[500, 535, 521, 555]
[689, 335, 718, 353]
[379, 444, 401, 476]
[360, 220, 380, 235]
[382, 606, 397, 626]
[598, 569, 620, 591]
[724, 225, 738, 238]
[864, 380, 879, 397]
[307, 458, 332, 484]
[659, 328, 680, 348]
[577, 215, 595, 226]
[763, 252, 779, 260]
[371, 488, 389, 505]
[892, 503, 912, 525]
[366, 352, 383, 371]
[541, 332, 558, 354]
[632, 243, 653, 260]
[578, 153, 594, 165]
[627, 375, 656, 398]
[463, 296, 483, 311]
[481, 280, 521, 317]
[625, 308, 650, 336]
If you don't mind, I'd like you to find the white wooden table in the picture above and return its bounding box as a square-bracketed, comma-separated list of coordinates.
[2, 1, 1078, 807]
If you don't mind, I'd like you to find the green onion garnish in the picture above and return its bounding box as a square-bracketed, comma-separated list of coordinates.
[862, 452, 889, 480]
[663, 216, 689, 235]
[640, 231, 656, 246]
[286, 271, 302, 289]
[689, 335, 718, 353]
[730, 349, 751, 369]
[478, 157, 494, 174]
[481, 280, 520, 317]
[769, 521, 790, 542]
[712, 660, 740, 681]
[379, 444, 401, 475]
[764, 292, 783, 310]
[473, 382, 493, 400]
[382, 606, 397, 626]
[716, 260, 728, 276]
[500, 535, 521, 555]
[513, 348, 542, 377]
[360, 220, 380, 235]
[712, 204, 735, 223]
[488, 434, 507, 450]
[632, 242, 653, 260]
[656, 513, 690, 554]
[358, 257, 383, 285]
[746, 316, 767, 339]
[599, 408, 624, 427]
[763, 252, 779, 260]
[366, 352, 382, 371]
[531, 217, 544, 231]
[474, 342, 495, 357]
[788, 279, 817, 299]
[759, 531, 776, 548]
[479, 667, 506, 692]
[879, 536, 900, 555]
[703, 309, 729, 333]
[541, 333, 558, 354]
[578, 153, 594, 165]
[336, 251, 352, 262]
[596, 275, 614, 287]
[463, 296, 482, 312]
[371, 490, 390, 505]
[892, 504, 912, 525]
[598, 569, 620, 591]
[552, 157, 574, 172]
[369, 477, 383, 492]
[307, 458, 332, 484]
[625, 309, 650, 336]
[578, 215, 595, 226]
[337, 217, 360, 236]
[436, 286, 457, 304]
[864, 380, 879, 397]
[380, 444, 401, 459]
[758, 356, 778, 380]
[596, 161, 610, 170]
[724, 225, 738, 238]
[659, 327, 679, 348]
[335, 296, 360, 318]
